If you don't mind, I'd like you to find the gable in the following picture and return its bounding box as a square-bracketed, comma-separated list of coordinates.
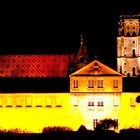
[70, 60, 121, 76]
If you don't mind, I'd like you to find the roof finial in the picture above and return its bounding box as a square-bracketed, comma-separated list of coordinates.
[80, 34, 83, 46]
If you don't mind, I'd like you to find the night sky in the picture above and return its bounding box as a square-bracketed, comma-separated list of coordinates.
[1, 1, 140, 70]
[0, 1, 140, 92]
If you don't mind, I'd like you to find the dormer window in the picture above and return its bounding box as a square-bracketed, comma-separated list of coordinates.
[89, 62, 102, 74]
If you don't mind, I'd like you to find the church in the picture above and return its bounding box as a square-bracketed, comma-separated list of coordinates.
[0, 14, 139, 133]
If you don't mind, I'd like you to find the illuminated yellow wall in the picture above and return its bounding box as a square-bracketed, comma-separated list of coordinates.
[0, 92, 139, 132]
[120, 92, 140, 129]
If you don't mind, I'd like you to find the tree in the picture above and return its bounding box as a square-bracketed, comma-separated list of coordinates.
[95, 119, 118, 131]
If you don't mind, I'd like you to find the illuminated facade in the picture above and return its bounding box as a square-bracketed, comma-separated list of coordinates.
[0, 15, 140, 133]
[0, 59, 139, 132]
[117, 14, 140, 77]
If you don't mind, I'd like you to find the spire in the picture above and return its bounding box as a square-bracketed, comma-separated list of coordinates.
[73, 34, 89, 71]
[80, 34, 84, 47]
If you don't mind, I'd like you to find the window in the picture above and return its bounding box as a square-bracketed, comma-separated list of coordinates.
[73, 80, 78, 88]
[114, 79, 118, 88]
[35, 97, 42, 107]
[93, 119, 98, 130]
[114, 119, 118, 130]
[88, 80, 94, 88]
[132, 67, 136, 76]
[26, 97, 32, 107]
[88, 97, 94, 106]
[130, 98, 136, 107]
[16, 96, 23, 108]
[0, 97, 3, 107]
[72, 96, 78, 107]
[97, 80, 103, 88]
[45, 97, 52, 107]
[6, 96, 13, 107]
[55, 97, 62, 107]
[97, 98, 104, 107]
[113, 96, 119, 107]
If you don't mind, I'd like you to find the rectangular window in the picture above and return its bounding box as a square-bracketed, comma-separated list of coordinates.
[93, 119, 98, 130]
[16, 96, 23, 108]
[97, 80, 103, 88]
[35, 97, 42, 107]
[114, 119, 118, 130]
[73, 80, 78, 88]
[72, 96, 78, 107]
[130, 98, 136, 107]
[114, 79, 118, 88]
[97, 98, 104, 107]
[45, 97, 52, 107]
[55, 97, 62, 107]
[26, 97, 32, 107]
[88, 97, 94, 106]
[88, 80, 94, 88]
[113, 96, 119, 107]
[0, 97, 3, 107]
[6, 96, 13, 107]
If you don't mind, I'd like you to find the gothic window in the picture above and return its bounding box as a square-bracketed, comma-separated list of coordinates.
[132, 49, 136, 57]
[126, 32, 130, 37]
[127, 73, 130, 77]
[132, 32, 136, 36]
[132, 67, 136, 76]
[120, 66, 122, 74]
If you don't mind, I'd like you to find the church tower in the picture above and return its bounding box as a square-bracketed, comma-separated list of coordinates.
[117, 14, 140, 77]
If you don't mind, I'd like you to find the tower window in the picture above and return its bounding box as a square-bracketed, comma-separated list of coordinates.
[132, 49, 136, 57]
[133, 41, 135, 44]
[132, 67, 136, 76]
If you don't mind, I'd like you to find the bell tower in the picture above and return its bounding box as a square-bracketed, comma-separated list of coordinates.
[117, 14, 140, 77]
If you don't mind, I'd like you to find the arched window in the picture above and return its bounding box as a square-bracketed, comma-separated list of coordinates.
[132, 49, 136, 57]
[126, 32, 130, 37]
[132, 67, 136, 76]
[132, 32, 136, 36]
[127, 73, 130, 77]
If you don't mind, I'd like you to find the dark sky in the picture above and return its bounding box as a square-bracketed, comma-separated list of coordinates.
[1, 0, 140, 70]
